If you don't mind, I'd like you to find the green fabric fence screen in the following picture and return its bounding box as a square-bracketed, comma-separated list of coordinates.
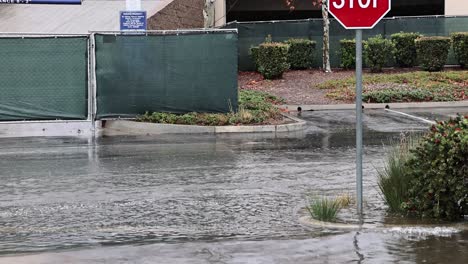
[95, 31, 238, 119]
[226, 16, 468, 71]
[0, 37, 88, 121]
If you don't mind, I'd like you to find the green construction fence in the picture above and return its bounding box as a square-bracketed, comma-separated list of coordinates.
[224, 16, 468, 71]
[94, 31, 238, 119]
[0, 36, 88, 121]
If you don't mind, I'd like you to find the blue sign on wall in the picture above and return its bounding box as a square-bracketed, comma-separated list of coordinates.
[0, 0, 81, 4]
[120, 11, 147, 31]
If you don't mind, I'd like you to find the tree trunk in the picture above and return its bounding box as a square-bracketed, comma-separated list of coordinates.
[322, 2, 332, 73]
[203, 0, 215, 28]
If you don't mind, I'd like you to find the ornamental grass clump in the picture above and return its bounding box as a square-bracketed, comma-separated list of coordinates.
[391, 32, 421, 68]
[451, 32, 468, 68]
[403, 115, 468, 220]
[307, 197, 342, 222]
[378, 137, 417, 213]
[285, 38, 316, 69]
[415, 36, 451, 72]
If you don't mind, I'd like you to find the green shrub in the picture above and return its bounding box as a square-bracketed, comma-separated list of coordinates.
[451, 32, 468, 68]
[415, 37, 451, 72]
[257, 42, 290, 79]
[378, 137, 416, 213]
[285, 38, 316, 69]
[403, 115, 468, 220]
[250, 46, 260, 70]
[137, 90, 283, 126]
[306, 197, 342, 222]
[391, 32, 421, 67]
[339, 39, 356, 69]
[364, 35, 394, 73]
[362, 88, 456, 103]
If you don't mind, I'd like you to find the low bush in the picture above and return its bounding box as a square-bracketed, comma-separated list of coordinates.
[364, 35, 394, 73]
[285, 38, 316, 69]
[307, 197, 342, 222]
[415, 37, 451, 72]
[391, 32, 421, 67]
[137, 90, 283, 126]
[339, 39, 356, 69]
[250, 46, 260, 70]
[257, 42, 290, 79]
[451, 32, 468, 68]
[403, 115, 468, 220]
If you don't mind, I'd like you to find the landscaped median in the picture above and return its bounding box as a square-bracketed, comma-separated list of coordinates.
[318, 70, 468, 103]
[101, 90, 306, 136]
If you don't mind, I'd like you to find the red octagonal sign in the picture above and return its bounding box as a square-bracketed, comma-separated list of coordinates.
[328, 0, 391, 29]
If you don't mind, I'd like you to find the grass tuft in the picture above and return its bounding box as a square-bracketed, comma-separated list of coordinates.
[306, 197, 342, 222]
[377, 136, 418, 213]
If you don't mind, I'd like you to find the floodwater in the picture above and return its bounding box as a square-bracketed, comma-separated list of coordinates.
[0, 108, 467, 263]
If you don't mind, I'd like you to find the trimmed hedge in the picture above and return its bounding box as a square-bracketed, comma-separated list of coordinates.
[415, 37, 451, 72]
[250, 46, 260, 70]
[404, 115, 468, 220]
[257, 42, 290, 79]
[391, 32, 421, 67]
[451, 32, 468, 68]
[285, 38, 316, 69]
[339, 39, 356, 69]
[364, 35, 394, 73]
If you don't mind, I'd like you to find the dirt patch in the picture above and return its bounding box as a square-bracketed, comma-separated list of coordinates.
[239, 68, 467, 105]
[239, 69, 354, 105]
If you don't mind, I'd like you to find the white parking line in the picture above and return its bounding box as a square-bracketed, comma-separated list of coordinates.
[384, 109, 436, 125]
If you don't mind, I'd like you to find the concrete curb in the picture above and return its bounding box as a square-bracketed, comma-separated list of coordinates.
[0, 120, 94, 138]
[101, 114, 306, 136]
[282, 101, 468, 111]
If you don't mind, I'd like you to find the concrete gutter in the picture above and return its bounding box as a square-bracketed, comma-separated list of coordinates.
[101, 114, 306, 136]
[282, 100, 468, 111]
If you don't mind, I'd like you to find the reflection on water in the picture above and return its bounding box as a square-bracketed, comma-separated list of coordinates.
[0, 109, 467, 263]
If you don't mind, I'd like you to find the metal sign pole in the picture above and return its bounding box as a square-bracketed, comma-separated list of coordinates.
[355, 29, 363, 215]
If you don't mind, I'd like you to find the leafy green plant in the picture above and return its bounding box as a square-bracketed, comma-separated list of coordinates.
[137, 90, 283, 126]
[306, 197, 342, 222]
[404, 115, 468, 220]
[391, 32, 421, 67]
[378, 137, 417, 213]
[257, 42, 290, 79]
[451, 32, 468, 68]
[415, 36, 451, 72]
[362, 88, 456, 103]
[285, 38, 316, 69]
[364, 35, 394, 73]
[339, 39, 357, 69]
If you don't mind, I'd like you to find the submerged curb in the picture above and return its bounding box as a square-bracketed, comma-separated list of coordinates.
[101, 114, 306, 136]
[283, 101, 468, 111]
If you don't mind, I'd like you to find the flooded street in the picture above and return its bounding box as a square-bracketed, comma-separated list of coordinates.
[1, 108, 467, 263]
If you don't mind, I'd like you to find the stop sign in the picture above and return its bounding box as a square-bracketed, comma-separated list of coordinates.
[328, 0, 391, 29]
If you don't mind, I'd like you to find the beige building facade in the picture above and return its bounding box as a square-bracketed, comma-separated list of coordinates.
[445, 0, 468, 16]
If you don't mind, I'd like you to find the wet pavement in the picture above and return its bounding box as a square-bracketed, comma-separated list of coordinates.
[0, 107, 467, 263]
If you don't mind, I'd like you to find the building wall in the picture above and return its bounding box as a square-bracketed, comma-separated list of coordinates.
[215, 0, 226, 27]
[147, 0, 204, 30]
[445, 0, 468, 15]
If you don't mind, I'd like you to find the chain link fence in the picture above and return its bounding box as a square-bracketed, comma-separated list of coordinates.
[0, 35, 89, 121]
[224, 16, 468, 71]
[93, 30, 238, 119]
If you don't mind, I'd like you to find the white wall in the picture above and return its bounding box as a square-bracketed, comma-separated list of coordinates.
[446, 0, 468, 16]
[214, 0, 226, 27]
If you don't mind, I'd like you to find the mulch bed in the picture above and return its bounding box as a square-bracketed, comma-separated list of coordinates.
[238, 68, 462, 105]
